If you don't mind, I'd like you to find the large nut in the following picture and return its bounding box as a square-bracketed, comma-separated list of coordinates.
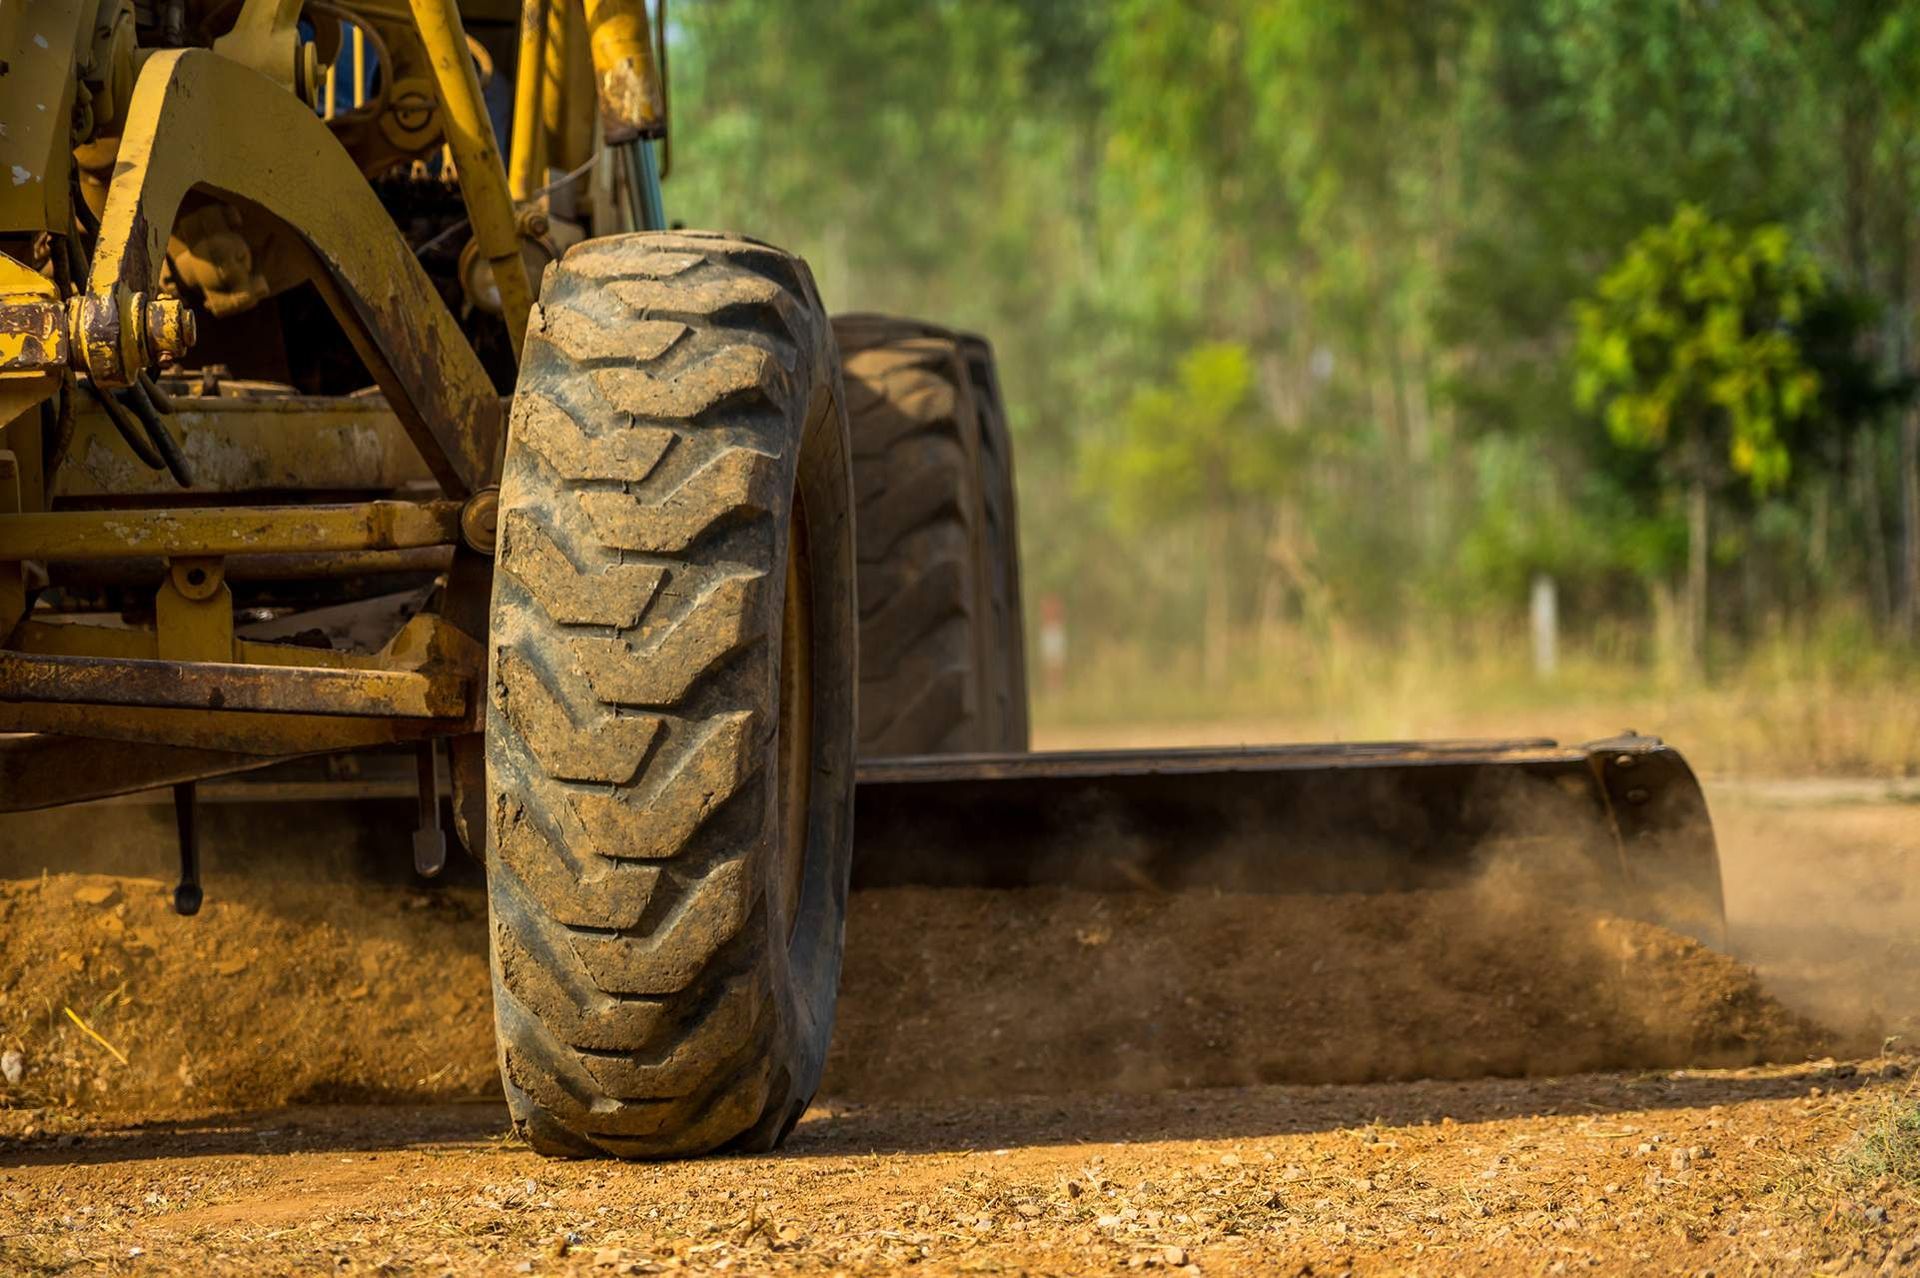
[142, 296, 197, 362]
[69, 290, 197, 384]
[460, 486, 500, 554]
[68, 292, 130, 385]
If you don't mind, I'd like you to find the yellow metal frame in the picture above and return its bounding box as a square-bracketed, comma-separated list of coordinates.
[81, 48, 502, 494]
[51, 394, 437, 499]
[407, 0, 534, 352]
[0, 0, 673, 813]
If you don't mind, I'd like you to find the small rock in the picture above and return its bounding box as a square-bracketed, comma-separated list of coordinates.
[73, 884, 118, 907]
[1865, 1205, 1890, 1226]
[1, 1050, 23, 1085]
[1161, 1245, 1188, 1266]
[1219, 1153, 1241, 1167]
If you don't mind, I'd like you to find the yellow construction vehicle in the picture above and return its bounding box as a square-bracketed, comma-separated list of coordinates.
[0, 0, 1724, 1158]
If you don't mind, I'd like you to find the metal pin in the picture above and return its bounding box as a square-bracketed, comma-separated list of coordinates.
[172, 781, 202, 916]
[413, 740, 448, 877]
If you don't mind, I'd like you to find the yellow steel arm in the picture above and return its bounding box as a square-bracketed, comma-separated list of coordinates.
[81, 49, 502, 495]
[408, 0, 534, 352]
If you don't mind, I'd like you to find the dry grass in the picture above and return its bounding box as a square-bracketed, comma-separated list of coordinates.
[1031, 622, 1920, 777]
[1850, 1088, 1920, 1192]
[1755, 1067, 1920, 1247]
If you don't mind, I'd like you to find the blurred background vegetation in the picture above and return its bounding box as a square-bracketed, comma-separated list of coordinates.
[664, 0, 1920, 770]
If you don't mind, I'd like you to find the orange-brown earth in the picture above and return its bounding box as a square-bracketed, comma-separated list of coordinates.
[0, 788, 1913, 1274]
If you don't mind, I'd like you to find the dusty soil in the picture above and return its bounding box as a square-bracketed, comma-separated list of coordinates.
[0, 787, 1913, 1274]
[827, 887, 1825, 1099]
[2, 1062, 1917, 1275]
[0, 875, 1825, 1116]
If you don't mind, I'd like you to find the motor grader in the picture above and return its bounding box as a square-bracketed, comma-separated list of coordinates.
[0, 0, 1726, 1158]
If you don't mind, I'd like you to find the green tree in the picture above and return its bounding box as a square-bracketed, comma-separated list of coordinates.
[1086, 342, 1304, 682]
[1573, 206, 1827, 668]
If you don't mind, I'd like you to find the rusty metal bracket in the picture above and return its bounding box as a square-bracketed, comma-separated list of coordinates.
[0, 255, 67, 443]
[52, 393, 440, 499]
[0, 650, 468, 718]
[83, 48, 502, 494]
[211, 0, 317, 103]
[0, 499, 464, 561]
[0, 733, 295, 813]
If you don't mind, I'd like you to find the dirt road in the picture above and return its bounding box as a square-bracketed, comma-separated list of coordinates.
[4, 1061, 1916, 1275]
[0, 786, 1915, 1274]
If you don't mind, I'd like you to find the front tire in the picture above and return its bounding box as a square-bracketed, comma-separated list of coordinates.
[485, 231, 857, 1158]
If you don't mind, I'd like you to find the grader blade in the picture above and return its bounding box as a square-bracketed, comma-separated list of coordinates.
[851, 733, 1725, 945]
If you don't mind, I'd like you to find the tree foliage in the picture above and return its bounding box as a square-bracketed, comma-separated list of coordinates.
[664, 0, 1920, 672]
[1573, 207, 1826, 496]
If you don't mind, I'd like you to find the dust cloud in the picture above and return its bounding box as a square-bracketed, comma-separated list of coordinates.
[1714, 792, 1920, 1056]
[0, 783, 1908, 1118]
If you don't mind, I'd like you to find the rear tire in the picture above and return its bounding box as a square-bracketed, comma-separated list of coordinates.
[833, 314, 1027, 755]
[955, 334, 1030, 752]
[486, 231, 857, 1158]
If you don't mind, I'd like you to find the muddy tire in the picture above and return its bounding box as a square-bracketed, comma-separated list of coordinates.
[833, 314, 1027, 755]
[485, 231, 857, 1159]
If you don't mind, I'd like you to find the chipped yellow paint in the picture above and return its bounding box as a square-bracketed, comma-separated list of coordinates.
[86, 49, 502, 493]
[581, 0, 663, 140]
[53, 394, 436, 498]
[0, 254, 63, 437]
[0, 499, 466, 561]
[0, 0, 84, 233]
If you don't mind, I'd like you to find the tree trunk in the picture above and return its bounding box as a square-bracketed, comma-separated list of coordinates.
[1901, 405, 1920, 642]
[1859, 427, 1893, 628]
[1810, 477, 1830, 578]
[1649, 578, 1683, 680]
[1202, 502, 1231, 690]
[1687, 468, 1709, 676]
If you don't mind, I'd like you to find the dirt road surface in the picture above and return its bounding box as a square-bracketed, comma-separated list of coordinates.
[0, 784, 1915, 1274]
[4, 1062, 1917, 1275]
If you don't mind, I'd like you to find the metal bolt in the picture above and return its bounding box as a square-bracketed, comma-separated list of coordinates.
[168, 557, 224, 602]
[460, 486, 500, 554]
[141, 296, 196, 363]
[69, 292, 127, 385]
[68, 290, 194, 385]
[1614, 754, 1637, 770]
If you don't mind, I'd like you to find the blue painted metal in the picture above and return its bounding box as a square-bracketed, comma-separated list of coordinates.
[634, 139, 666, 230]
